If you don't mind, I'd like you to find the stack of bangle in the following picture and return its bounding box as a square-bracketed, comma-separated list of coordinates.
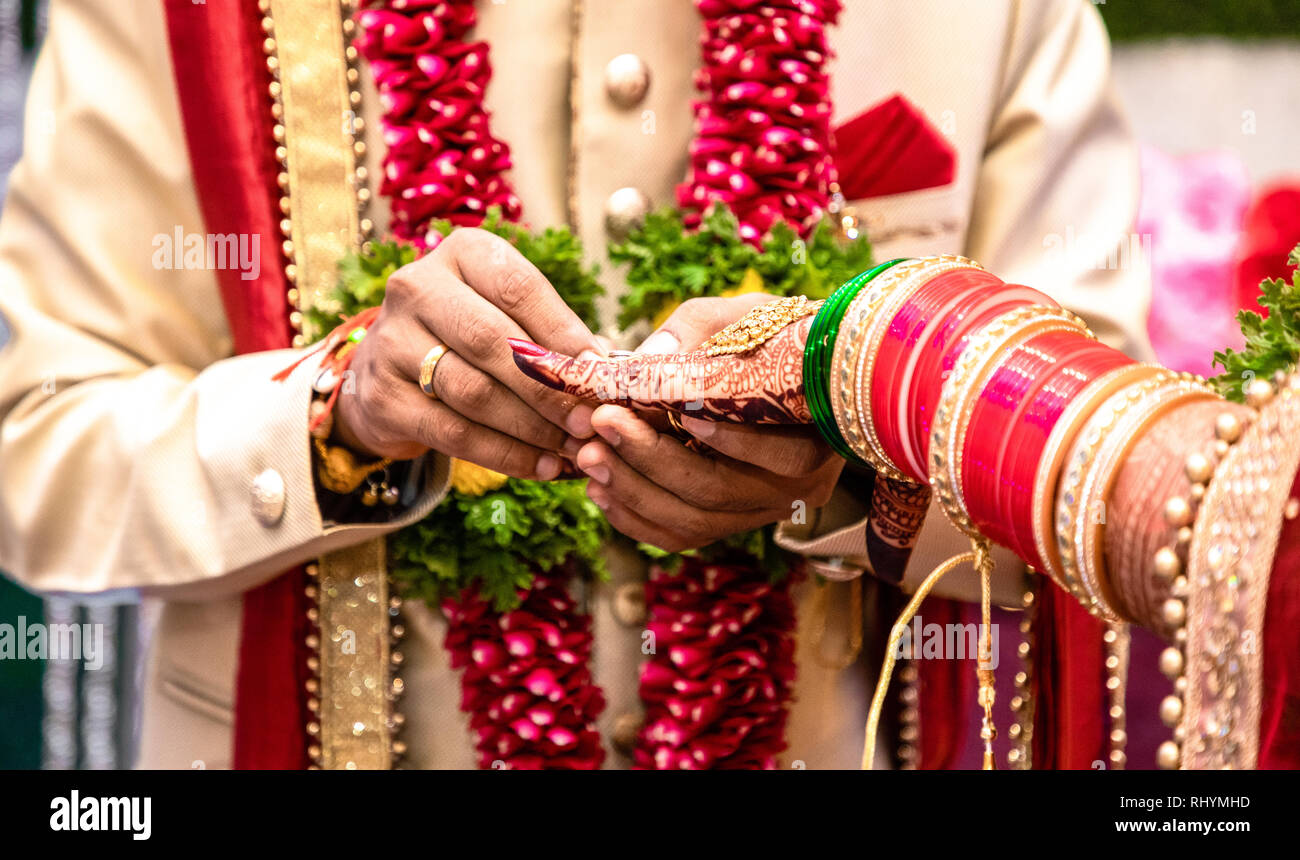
[806, 255, 1235, 622]
[803, 258, 906, 466]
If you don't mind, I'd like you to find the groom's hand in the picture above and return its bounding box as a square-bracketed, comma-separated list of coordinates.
[334, 228, 603, 477]
[574, 296, 844, 552]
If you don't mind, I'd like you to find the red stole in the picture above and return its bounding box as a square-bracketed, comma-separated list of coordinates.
[163, 0, 309, 769]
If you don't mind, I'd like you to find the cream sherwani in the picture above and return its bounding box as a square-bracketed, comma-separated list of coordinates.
[0, 0, 1150, 769]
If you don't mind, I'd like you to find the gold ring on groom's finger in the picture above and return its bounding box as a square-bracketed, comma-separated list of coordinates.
[419, 344, 450, 398]
[666, 411, 708, 453]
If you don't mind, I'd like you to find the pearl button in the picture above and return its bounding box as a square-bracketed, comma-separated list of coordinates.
[611, 711, 645, 754]
[604, 187, 651, 240]
[603, 53, 651, 108]
[612, 582, 647, 627]
[251, 468, 286, 526]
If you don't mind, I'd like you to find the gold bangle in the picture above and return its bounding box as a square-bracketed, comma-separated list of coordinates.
[1065, 374, 1214, 621]
[837, 255, 982, 481]
[313, 435, 393, 495]
[830, 258, 929, 478]
[930, 305, 1091, 539]
[1054, 373, 1174, 609]
[1031, 362, 1163, 591]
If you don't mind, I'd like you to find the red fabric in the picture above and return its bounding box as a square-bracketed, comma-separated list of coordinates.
[163, 0, 309, 769]
[917, 597, 971, 769]
[833, 94, 957, 201]
[1234, 184, 1300, 318]
[1258, 469, 1300, 768]
[1031, 584, 1107, 769]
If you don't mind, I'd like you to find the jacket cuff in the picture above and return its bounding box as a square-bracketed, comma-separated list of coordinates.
[172, 348, 449, 599]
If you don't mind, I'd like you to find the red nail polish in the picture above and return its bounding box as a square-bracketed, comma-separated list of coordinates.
[507, 337, 546, 357]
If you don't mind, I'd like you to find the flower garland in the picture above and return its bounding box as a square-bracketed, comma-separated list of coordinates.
[349, 0, 858, 770]
[678, 0, 842, 244]
[355, 0, 520, 248]
[637, 558, 799, 768]
[633, 0, 841, 771]
[442, 568, 606, 769]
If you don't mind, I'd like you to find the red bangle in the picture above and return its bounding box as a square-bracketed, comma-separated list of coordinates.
[985, 337, 1129, 559]
[1000, 346, 1134, 564]
[872, 268, 1003, 479]
[961, 330, 1070, 548]
[909, 284, 1057, 474]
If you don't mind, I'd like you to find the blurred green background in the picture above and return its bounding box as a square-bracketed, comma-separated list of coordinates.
[1099, 0, 1300, 41]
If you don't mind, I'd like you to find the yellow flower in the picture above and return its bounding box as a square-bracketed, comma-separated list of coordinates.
[450, 458, 509, 496]
[649, 267, 767, 330]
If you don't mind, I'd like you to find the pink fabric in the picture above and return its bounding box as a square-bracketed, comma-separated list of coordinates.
[1137, 145, 1250, 376]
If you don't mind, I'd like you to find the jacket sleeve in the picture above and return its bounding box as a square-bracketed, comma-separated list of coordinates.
[776, 0, 1151, 601]
[0, 0, 447, 601]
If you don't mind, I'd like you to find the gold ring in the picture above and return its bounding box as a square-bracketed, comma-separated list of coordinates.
[419, 344, 449, 398]
[666, 411, 708, 453]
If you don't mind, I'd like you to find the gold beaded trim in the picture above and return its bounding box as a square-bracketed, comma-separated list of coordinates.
[930, 305, 1091, 539]
[1031, 363, 1163, 591]
[896, 659, 920, 769]
[1176, 374, 1296, 769]
[1103, 621, 1130, 769]
[261, 0, 371, 347]
[261, 0, 400, 769]
[1060, 374, 1212, 620]
[698, 295, 816, 355]
[1006, 582, 1037, 769]
[1151, 402, 1249, 769]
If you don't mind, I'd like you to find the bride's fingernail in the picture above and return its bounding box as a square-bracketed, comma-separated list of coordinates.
[637, 330, 680, 355]
[595, 424, 621, 447]
[586, 484, 610, 510]
[681, 415, 716, 438]
[563, 436, 585, 457]
[507, 337, 547, 357]
[535, 453, 561, 480]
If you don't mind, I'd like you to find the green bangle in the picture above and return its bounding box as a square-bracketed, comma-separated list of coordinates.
[804, 259, 908, 463]
[805, 269, 875, 462]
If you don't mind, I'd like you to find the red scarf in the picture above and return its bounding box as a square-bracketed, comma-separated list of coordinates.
[163, 0, 309, 769]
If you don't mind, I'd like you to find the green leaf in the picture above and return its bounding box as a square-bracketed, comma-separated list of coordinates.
[1211, 244, 1300, 401]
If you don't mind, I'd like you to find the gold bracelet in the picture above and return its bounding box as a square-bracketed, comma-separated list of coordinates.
[1031, 362, 1163, 591]
[313, 435, 393, 495]
[929, 305, 1091, 539]
[1056, 373, 1213, 619]
[1053, 373, 1174, 610]
[831, 258, 930, 480]
[836, 255, 982, 481]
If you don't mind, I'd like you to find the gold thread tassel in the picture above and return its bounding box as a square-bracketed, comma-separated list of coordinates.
[862, 538, 996, 770]
[975, 539, 997, 770]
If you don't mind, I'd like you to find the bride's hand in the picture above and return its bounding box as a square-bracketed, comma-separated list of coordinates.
[508, 297, 816, 425]
[509, 296, 839, 553]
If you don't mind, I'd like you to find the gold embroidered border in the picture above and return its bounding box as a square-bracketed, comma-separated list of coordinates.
[265, 0, 393, 770]
[1183, 377, 1300, 769]
[270, 0, 361, 338]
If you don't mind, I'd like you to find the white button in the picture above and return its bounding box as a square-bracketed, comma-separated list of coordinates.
[251, 468, 286, 526]
[604, 53, 650, 108]
[604, 187, 651, 240]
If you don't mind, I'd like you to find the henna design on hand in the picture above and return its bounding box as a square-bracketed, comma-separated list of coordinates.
[865, 476, 932, 584]
[508, 312, 816, 425]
